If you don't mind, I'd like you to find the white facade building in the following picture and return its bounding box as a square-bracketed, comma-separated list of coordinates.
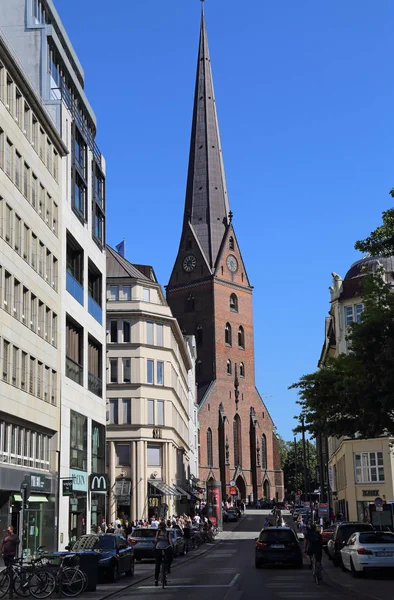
[0, 0, 107, 550]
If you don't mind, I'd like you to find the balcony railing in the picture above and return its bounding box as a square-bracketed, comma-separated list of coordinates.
[66, 356, 83, 386]
[88, 295, 102, 324]
[88, 371, 102, 397]
[66, 271, 84, 306]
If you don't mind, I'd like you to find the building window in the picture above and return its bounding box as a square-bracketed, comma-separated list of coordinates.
[207, 428, 213, 467]
[240, 362, 245, 377]
[15, 152, 21, 189]
[93, 165, 105, 208]
[109, 286, 119, 301]
[148, 399, 154, 425]
[354, 452, 384, 483]
[122, 399, 131, 425]
[157, 400, 164, 426]
[2, 340, 9, 382]
[93, 203, 104, 245]
[157, 361, 164, 385]
[66, 233, 84, 302]
[230, 293, 238, 312]
[185, 294, 195, 312]
[147, 321, 154, 345]
[147, 359, 154, 384]
[156, 323, 163, 346]
[123, 286, 132, 300]
[70, 410, 87, 470]
[92, 421, 105, 473]
[225, 323, 232, 346]
[5, 139, 12, 178]
[238, 326, 245, 349]
[74, 127, 86, 177]
[229, 236, 234, 250]
[110, 321, 118, 343]
[147, 444, 161, 466]
[73, 174, 86, 220]
[115, 443, 130, 466]
[123, 321, 131, 343]
[345, 303, 364, 327]
[233, 414, 242, 466]
[88, 336, 102, 397]
[227, 359, 232, 375]
[109, 399, 118, 424]
[88, 261, 102, 319]
[261, 434, 267, 470]
[109, 358, 118, 383]
[143, 287, 150, 302]
[123, 358, 131, 383]
[66, 317, 83, 385]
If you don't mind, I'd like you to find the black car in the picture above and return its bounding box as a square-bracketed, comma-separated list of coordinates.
[71, 534, 134, 582]
[327, 522, 374, 566]
[255, 527, 303, 569]
[223, 508, 239, 523]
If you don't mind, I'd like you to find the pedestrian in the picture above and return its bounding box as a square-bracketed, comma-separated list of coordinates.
[106, 522, 115, 533]
[151, 516, 159, 528]
[1, 525, 19, 567]
[116, 523, 125, 537]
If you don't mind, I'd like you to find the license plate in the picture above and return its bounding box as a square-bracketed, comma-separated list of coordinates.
[376, 552, 393, 557]
[138, 542, 153, 547]
[271, 544, 285, 549]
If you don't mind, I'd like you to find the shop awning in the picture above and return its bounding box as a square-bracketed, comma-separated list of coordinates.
[173, 485, 191, 500]
[149, 481, 181, 496]
[189, 488, 201, 500]
[14, 495, 48, 503]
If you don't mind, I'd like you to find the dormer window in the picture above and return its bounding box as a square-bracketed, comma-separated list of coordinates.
[229, 236, 234, 250]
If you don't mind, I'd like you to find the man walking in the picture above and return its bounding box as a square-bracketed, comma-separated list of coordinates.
[1, 526, 19, 566]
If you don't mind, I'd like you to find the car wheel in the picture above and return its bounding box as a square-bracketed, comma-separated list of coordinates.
[350, 558, 362, 578]
[126, 558, 135, 577]
[111, 563, 119, 583]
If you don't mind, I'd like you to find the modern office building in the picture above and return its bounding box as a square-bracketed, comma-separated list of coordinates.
[106, 247, 197, 522]
[0, 0, 107, 550]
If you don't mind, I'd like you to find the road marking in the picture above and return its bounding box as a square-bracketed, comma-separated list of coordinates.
[139, 584, 233, 589]
[229, 573, 240, 587]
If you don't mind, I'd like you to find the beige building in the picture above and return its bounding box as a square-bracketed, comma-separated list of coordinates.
[106, 247, 196, 523]
[320, 256, 394, 521]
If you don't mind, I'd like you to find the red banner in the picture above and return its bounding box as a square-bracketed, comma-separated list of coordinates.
[230, 486, 237, 496]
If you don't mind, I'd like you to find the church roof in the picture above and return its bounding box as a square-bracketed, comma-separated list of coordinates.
[106, 245, 151, 280]
[183, 7, 230, 269]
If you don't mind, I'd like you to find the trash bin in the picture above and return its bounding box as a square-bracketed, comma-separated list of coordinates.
[77, 551, 100, 592]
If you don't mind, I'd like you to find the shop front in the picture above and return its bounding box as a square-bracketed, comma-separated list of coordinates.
[147, 481, 181, 520]
[113, 478, 132, 521]
[69, 469, 87, 544]
[89, 473, 108, 532]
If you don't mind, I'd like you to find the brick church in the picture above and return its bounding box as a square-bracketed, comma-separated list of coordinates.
[167, 7, 284, 503]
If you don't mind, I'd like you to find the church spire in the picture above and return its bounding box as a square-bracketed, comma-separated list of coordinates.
[183, 6, 230, 269]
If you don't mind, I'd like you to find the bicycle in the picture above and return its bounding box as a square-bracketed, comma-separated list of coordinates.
[311, 554, 322, 585]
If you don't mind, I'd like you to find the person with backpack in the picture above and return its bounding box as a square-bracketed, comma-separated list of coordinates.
[154, 522, 173, 586]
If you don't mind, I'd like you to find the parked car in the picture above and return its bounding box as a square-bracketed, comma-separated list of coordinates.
[327, 522, 374, 565]
[167, 528, 186, 556]
[255, 527, 303, 569]
[71, 533, 134, 582]
[322, 526, 336, 550]
[341, 531, 394, 577]
[128, 528, 157, 561]
[223, 508, 239, 523]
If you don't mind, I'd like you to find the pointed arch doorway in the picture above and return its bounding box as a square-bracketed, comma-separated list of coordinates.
[236, 475, 246, 501]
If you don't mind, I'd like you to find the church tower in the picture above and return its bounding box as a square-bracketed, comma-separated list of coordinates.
[167, 6, 283, 502]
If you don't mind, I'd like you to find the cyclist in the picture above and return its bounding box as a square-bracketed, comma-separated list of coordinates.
[154, 522, 173, 587]
[304, 523, 323, 570]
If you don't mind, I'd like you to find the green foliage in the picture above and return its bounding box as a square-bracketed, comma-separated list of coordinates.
[355, 202, 394, 257]
[290, 270, 394, 438]
[281, 439, 318, 495]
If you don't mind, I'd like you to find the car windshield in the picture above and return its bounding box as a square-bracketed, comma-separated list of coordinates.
[228, 509, 237, 513]
[259, 530, 295, 543]
[131, 529, 157, 539]
[338, 524, 373, 541]
[359, 532, 394, 544]
[94, 536, 117, 550]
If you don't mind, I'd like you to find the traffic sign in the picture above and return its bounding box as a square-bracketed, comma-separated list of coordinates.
[20, 478, 31, 500]
[375, 497, 384, 508]
[230, 486, 237, 496]
[230, 480, 236, 486]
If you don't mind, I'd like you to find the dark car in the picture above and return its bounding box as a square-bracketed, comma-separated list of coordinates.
[255, 527, 302, 569]
[223, 508, 239, 523]
[71, 534, 134, 582]
[327, 522, 374, 565]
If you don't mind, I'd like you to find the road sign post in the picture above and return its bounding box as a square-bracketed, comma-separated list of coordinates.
[19, 477, 31, 559]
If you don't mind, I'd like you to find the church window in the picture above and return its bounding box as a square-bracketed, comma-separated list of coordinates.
[196, 325, 203, 345]
[185, 294, 195, 312]
[233, 414, 242, 466]
[240, 362, 245, 377]
[207, 428, 213, 467]
[225, 323, 232, 346]
[229, 237, 234, 251]
[227, 359, 232, 375]
[186, 237, 192, 250]
[261, 434, 267, 470]
[230, 293, 238, 312]
[238, 326, 245, 349]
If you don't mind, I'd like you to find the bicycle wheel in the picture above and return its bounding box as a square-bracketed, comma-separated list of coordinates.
[14, 568, 32, 597]
[0, 570, 11, 599]
[29, 569, 56, 599]
[60, 567, 86, 597]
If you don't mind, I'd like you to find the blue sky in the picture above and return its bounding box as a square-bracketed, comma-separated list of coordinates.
[56, 0, 394, 440]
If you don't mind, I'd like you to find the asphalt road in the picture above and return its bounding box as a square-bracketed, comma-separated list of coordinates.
[110, 510, 352, 600]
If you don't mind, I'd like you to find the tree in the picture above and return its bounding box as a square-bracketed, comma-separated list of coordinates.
[290, 270, 394, 438]
[355, 192, 394, 256]
[281, 439, 318, 498]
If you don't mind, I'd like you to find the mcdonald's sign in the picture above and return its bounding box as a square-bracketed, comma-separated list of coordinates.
[89, 473, 108, 493]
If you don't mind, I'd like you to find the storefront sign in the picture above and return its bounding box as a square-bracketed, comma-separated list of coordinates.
[62, 479, 73, 496]
[30, 474, 46, 490]
[70, 469, 87, 492]
[318, 503, 329, 516]
[89, 474, 108, 493]
[328, 466, 334, 491]
[362, 489, 379, 497]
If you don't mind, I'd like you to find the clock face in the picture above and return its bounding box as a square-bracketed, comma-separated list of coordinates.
[227, 254, 238, 273]
[183, 254, 197, 272]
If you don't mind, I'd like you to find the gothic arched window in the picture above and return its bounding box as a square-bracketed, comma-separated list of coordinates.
[230, 293, 238, 312]
[225, 322, 232, 346]
[261, 434, 267, 470]
[233, 414, 242, 466]
[196, 325, 203, 345]
[229, 236, 234, 250]
[185, 294, 195, 313]
[238, 326, 245, 349]
[227, 359, 232, 375]
[240, 362, 245, 377]
[207, 428, 213, 467]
